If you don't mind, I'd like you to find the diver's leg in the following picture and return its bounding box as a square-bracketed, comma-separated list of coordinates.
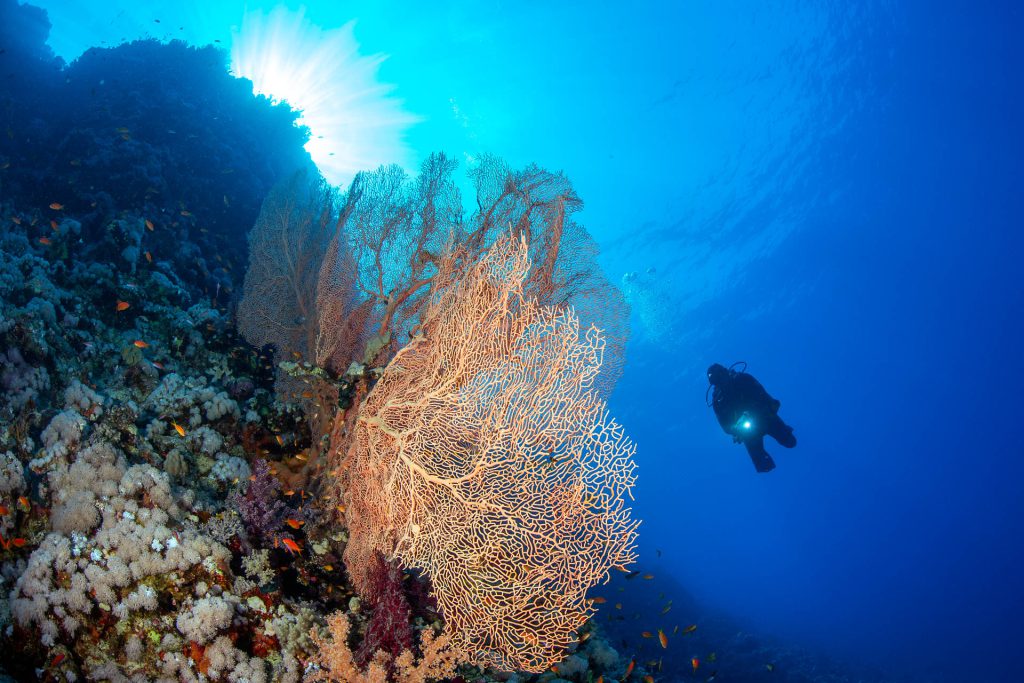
[766, 415, 797, 448]
[744, 437, 776, 473]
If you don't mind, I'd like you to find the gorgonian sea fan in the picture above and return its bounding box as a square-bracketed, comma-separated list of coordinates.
[340, 232, 639, 672]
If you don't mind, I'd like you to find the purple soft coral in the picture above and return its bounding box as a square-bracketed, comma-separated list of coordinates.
[231, 458, 288, 544]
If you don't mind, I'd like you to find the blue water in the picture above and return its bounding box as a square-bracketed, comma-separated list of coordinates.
[19, 0, 1024, 680]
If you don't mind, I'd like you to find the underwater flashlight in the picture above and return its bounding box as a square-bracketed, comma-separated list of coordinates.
[735, 413, 755, 432]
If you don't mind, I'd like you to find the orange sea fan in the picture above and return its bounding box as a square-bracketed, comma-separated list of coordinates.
[340, 231, 639, 672]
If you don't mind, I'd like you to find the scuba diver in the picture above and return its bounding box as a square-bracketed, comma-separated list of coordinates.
[707, 362, 796, 473]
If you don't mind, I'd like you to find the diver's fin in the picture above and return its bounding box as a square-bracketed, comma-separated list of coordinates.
[745, 442, 776, 473]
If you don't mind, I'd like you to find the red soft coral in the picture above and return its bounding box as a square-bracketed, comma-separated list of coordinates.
[355, 552, 413, 667]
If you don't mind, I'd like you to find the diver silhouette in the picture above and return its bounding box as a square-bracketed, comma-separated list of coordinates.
[707, 362, 796, 472]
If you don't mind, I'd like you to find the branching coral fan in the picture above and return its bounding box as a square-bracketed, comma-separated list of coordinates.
[339, 232, 640, 672]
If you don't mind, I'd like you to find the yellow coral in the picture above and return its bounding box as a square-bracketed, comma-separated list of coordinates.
[306, 613, 463, 683]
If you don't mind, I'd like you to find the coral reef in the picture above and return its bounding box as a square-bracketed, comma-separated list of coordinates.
[0, 3, 647, 681]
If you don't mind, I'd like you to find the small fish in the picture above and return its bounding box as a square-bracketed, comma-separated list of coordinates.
[116, 300, 130, 312]
[10, 216, 21, 225]
[281, 538, 302, 555]
[658, 629, 668, 648]
[0, 505, 8, 515]
[180, 210, 192, 217]
[294, 452, 309, 462]
[133, 340, 149, 348]
[284, 518, 304, 529]
[661, 605, 671, 615]
[641, 631, 653, 639]
[596, 676, 603, 683]
[691, 657, 700, 673]
[765, 664, 774, 672]
[145, 219, 154, 231]
[151, 361, 165, 370]
[683, 624, 698, 635]
[705, 673, 717, 682]
[11, 537, 26, 548]
[171, 422, 186, 437]
[49, 202, 64, 210]
[622, 658, 635, 680]
[38, 237, 51, 245]
[614, 602, 622, 610]
[579, 631, 592, 643]
[336, 504, 347, 514]
[17, 496, 30, 512]
[50, 653, 66, 668]
[49, 220, 58, 230]
[145, 251, 152, 263]
[275, 435, 284, 446]
[642, 573, 654, 580]
[643, 676, 653, 683]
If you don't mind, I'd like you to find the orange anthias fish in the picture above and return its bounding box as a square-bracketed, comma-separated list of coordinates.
[49, 202, 64, 210]
[17, 496, 30, 512]
[38, 237, 51, 245]
[171, 422, 186, 437]
[284, 518, 304, 530]
[683, 624, 698, 635]
[641, 631, 653, 639]
[658, 629, 668, 649]
[116, 300, 130, 312]
[144, 251, 153, 263]
[691, 658, 700, 673]
[281, 538, 302, 555]
[133, 340, 149, 348]
[622, 658, 635, 681]
[151, 361, 165, 370]
[145, 219, 154, 231]
[643, 676, 654, 683]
